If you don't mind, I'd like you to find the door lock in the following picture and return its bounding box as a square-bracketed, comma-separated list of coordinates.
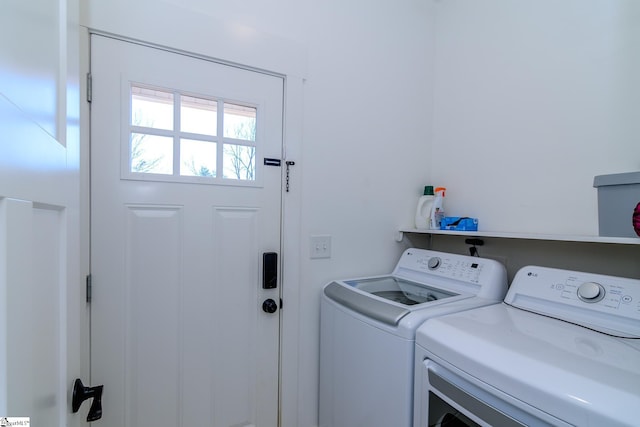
[263, 252, 278, 289]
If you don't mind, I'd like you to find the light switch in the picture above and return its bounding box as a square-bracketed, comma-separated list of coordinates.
[310, 235, 332, 259]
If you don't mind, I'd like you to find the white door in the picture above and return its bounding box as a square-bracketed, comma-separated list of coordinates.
[90, 35, 284, 426]
[0, 1, 83, 426]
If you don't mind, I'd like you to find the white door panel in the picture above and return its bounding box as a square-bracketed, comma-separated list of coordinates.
[0, 200, 66, 424]
[90, 35, 283, 427]
[0, 1, 82, 425]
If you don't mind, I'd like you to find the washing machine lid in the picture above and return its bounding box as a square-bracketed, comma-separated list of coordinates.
[325, 277, 459, 326]
[344, 276, 457, 305]
[416, 303, 640, 427]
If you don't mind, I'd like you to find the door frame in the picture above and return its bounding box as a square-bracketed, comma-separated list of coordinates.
[79, 28, 304, 426]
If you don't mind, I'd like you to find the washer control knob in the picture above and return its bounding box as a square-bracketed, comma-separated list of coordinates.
[577, 282, 605, 302]
[428, 257, 441, 270]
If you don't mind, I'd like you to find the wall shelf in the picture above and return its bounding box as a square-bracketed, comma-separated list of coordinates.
[397, 228, 640, 245]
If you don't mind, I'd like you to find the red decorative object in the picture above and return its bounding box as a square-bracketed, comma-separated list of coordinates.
[633, 202, 640, 237]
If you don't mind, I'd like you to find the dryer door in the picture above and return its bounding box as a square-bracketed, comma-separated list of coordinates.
[417, 360, 571, 427]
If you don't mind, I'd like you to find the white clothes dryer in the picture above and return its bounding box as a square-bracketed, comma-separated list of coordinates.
[414, 265, 640, 427]
[319, 248, 508, 427]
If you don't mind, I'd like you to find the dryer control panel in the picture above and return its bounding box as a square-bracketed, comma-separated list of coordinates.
[506, 266, 640, 338]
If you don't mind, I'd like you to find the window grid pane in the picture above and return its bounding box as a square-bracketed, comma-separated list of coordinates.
[130, 133, 173, 175]
[223, 144, 255, 180]
[180, 138, 216, 178]
[180, 95, 217, 136]
[131, 86, 174, 130]
[128, 85, 258, 183]
[223, 103, 256, 142]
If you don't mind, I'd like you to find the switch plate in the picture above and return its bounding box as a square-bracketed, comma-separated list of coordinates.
[310, 235, 332, 259]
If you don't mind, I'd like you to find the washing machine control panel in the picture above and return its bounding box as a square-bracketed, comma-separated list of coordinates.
[506, 266, 640, 337]
[392, 249, 508, 301]
[405, 254, 490, 283]
[423, 256, 486, 283]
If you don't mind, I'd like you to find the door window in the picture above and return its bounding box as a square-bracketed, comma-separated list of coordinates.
[127, 84, 258, 183]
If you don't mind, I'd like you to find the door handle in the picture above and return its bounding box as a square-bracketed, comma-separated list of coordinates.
[72, 378, 104, 421]
[262, 298, 278, 313]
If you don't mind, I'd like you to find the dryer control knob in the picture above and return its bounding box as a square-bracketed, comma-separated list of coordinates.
[428, 257, 441, 270]
[577, 282, 605, 303]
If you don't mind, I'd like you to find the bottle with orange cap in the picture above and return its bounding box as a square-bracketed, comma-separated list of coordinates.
[430, 187, 446, 229]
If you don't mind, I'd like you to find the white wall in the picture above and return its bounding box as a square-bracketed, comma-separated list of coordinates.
[299, 2, 435, 424]
[431, 0, 640, 235]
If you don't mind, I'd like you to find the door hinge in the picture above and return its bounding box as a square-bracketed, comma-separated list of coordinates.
[86, 274, 92, 303]
[86, 72, 92, 103]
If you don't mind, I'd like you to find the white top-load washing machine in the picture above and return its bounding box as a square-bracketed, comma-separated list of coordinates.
[319, 248, 508, 427]
[414, 265, 640, 427]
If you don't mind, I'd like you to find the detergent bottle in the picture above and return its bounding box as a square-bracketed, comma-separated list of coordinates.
[414, 186, 435, 229]
[430, 187, 446, 229]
